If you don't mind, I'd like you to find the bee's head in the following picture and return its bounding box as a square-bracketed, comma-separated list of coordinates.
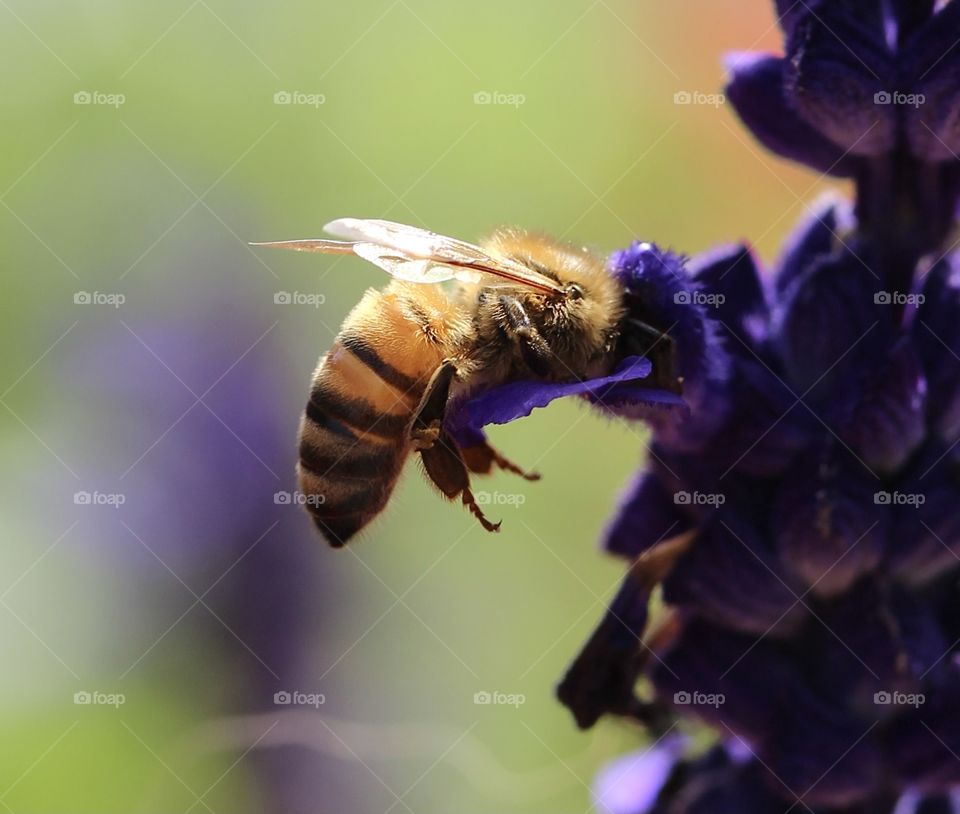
[482, 229, 624, 368]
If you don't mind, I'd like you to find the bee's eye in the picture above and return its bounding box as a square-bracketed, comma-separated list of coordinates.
[566, 284, 584, 301]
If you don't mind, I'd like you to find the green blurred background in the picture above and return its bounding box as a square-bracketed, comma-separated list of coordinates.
[0, 1, 843, 812]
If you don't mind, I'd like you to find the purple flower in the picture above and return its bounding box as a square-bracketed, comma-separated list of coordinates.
[727, 0, 960, 263]
[446, 1, 960, 811]
[551, 1, 960, 810]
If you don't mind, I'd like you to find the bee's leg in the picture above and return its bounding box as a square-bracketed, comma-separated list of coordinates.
[500, 296, 553, 376]
[410, 360, 458, 450]
[409, 360, 501, 531]
[461, 443, 541, 481]
[420, 432, 501, 532]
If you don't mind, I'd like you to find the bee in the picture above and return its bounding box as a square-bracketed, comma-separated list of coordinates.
[255, 218, 676, 546]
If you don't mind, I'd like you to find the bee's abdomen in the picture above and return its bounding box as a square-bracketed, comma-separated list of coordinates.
[296, 285, 452, 545]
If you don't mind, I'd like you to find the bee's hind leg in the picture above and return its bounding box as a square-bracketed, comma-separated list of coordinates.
[461, 443, 541, 482]
[420, 433, 501, 533]
[411, 360, 501, 532]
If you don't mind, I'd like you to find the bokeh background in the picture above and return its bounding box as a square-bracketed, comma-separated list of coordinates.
[0, 1, 844, 812]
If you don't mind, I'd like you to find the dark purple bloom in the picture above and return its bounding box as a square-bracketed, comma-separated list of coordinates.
[727, 0, 960, 267]
[442, 1, 960, 812]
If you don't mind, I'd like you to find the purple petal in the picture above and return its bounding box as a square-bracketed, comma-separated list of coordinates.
[807, 579, 946, 703]
[772, 444, 888, 597]
[890, 0, 938, 42]
[557, 571, 653, 729]
[772, 691, 883, 808]
[903, 1, 960, 160]
[912, 254, 960, 439]
[774, 194, 854, 298]
[652, 619, 799, 747]
[773, 245, 892, 406]
[837, 336, 927, 472]
[687, 243, 768, 349]
[592, 736, 685, 814]
[887, 442, 960, 586]
[700, 358, 815, 478]
[444, 356, 681, 448]
[724, 52, 860, 176]
[601, 469, 693, 559]
[782, 7, 896, 156]
[610, 241, 732, 448]
[884, 668, 960, 790]
[663, 514, 807, 636]
[628, 744, 788, 814]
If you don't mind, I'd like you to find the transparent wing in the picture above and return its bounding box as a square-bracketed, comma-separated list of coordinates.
[251, 218, 565, 294]
[352, 242, 482, 284]
[323, 218, 494, 266]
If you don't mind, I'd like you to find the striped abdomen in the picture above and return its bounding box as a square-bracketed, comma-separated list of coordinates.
[297, 283, 459, 545]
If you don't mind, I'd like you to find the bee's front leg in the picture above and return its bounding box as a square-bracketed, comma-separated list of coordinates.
[409, 360, 458, 450]
[500, 296, 553, 376]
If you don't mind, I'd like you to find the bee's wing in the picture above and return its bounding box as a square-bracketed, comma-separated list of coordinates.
[326, 218, 565, 294]
[252, 218, 565, 295]
[350, 242, 482, 284]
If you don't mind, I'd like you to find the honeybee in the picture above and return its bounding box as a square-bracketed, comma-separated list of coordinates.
[255, 219, 676, 546]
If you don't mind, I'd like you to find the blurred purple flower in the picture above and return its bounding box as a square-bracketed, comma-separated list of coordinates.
[69, 301, 336, 813]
